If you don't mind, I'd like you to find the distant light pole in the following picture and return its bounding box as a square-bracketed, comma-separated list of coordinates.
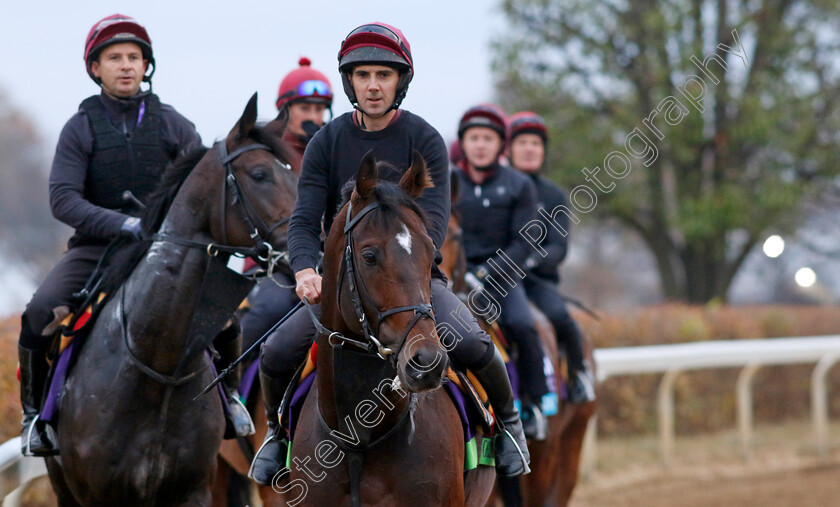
[795, 267, 817, 288]
[763, 235, 786, 302]
[763, 235, 785, 258]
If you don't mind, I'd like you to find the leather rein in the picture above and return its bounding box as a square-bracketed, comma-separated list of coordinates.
[304, 200, 433, 362]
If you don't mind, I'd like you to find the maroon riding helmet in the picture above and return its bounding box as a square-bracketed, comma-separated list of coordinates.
[508, 111, 549, 145]
[84, 14, 154, 85]
[337, 22, 414, 113]
[457, 103, 508, 142]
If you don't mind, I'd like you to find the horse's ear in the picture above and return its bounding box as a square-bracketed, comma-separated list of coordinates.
[399, 150, 434, 198]
[356, 150, 378, 199]
[228, 92, 259, 145]
[449, 170, 459, 204]
[264, 108, 289, 139]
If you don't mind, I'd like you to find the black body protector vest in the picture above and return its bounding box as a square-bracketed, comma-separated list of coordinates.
[80, 94, 171, 214]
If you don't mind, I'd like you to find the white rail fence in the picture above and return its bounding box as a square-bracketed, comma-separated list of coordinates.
[0, 437, 47, 506]
[3, 336, 840, 500]
[582, 335, 840, 474]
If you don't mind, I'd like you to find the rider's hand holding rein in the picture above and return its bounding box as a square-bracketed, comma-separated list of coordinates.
[295, 268, 322, 304]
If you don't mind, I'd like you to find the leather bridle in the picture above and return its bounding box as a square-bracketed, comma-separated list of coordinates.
[305, 200, 433, 361]
[152, 140, 291, 265]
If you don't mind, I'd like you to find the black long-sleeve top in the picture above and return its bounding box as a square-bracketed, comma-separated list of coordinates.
[453, 164, 539, 277]
[288, 111, 450, 274]
[49, 92, 201, 243]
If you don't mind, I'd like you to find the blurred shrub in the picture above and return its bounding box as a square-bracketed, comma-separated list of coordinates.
[0, 316, 20, 441]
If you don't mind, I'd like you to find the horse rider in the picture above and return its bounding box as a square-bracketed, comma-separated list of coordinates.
[17, 13, 251, 457]
[250, 22, 532, 483]
[239, 57, 333, 356]
[452, 104, 553, 439]
[508, 111, 596, 404]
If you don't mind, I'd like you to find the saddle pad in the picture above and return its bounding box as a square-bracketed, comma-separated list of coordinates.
[239, 360, 260, 402]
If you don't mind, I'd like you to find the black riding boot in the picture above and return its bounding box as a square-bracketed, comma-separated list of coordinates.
[19, 345, 59, 456]
[249, 369, 290, 485]
[214, 322, 255, 439]
[473, 347, 531, 477]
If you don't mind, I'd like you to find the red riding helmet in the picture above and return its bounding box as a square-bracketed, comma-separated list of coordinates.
[509, 111, 548, 144]
[458, 103, 508, 141]
[337, 22, 414, 111]
[276, 57, 333, 111]
[84, 14, 154, 85]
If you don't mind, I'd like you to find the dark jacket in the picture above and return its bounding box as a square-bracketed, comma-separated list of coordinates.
[49, 91, 201, 247]
[526, 173, 570, 283]
[453, 164, 539, 278]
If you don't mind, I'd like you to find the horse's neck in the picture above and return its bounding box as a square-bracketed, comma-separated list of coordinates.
[316, 335, 410, 446]
[121, 236, 213, 368]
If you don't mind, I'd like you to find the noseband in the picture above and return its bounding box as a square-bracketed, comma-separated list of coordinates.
[305, 201, 433, 361]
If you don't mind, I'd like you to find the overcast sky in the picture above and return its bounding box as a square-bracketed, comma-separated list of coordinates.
[1, 0, 505, 151]
[0, 1, 506, 317]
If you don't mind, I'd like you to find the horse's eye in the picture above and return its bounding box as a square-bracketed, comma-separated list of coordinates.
[249, 170, 267, 183]
[362, 251, 377, 265]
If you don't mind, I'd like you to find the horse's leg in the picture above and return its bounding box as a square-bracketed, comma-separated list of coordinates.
[176, 487, 213, 507]
[45, 458, 82, 507]
[463, 434, 498, 507]
[210, 457, 230, 507]
[552, 401, 596, 506]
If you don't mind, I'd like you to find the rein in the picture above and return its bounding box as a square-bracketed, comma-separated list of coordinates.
[302, 200, 433, 361]
[118, 284, 208, 386]
[122, 140, 292, 386]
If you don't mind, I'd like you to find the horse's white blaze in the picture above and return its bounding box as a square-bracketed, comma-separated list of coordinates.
[396, 223, 412, 255]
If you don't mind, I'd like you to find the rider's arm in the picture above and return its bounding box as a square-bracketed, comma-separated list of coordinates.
[288, 129, 330, 274]
[414, 122, 450, 251]
[49, 113, 131, 239]
[536, 180, 569, 268]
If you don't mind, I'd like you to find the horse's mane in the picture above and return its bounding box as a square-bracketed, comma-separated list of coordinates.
[97, 124, 296, 297]
[338, 163, 429, 232]
[97, 146, 209, 297]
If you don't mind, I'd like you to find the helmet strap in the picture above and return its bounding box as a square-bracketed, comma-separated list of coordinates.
[141, 60, 156, 93]
[353, 100, 399, 131]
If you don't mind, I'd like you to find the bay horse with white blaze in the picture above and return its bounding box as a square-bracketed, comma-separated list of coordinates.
[44, 94, 298, 506]
[275, 152, 495, 506]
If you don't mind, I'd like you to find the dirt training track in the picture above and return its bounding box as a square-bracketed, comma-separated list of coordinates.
[575, 462, 840, 506]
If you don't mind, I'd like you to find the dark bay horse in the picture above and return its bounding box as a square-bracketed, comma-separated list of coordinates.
[439, 179, 596, 507]
[45, 94, 298, 506]
[275, 152, 495, 506]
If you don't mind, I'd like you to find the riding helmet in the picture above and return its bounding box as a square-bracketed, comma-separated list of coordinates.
[508, 111, 548, 145]
[337, 22, 414, 110]
[84, 14, 154, 85]
[276, 57, 333, 111]
[458, 103, 508, 141]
